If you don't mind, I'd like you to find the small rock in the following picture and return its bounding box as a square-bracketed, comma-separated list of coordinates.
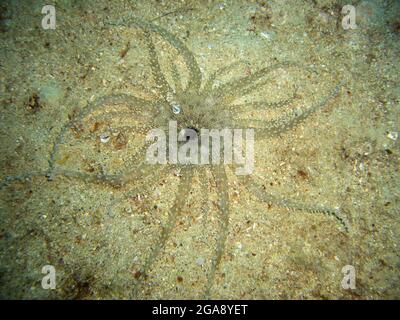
[100, 133, 110, 143]
[196, 257, 205, 266]
[260, 31, 275, 41]
[387, 132, 398, 141]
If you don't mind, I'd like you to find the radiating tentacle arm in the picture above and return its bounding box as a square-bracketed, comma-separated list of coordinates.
[202, 60, 248, 94]
[48, 94, 159, 172]
[240, 174, 348, 232]
[132, 166, 194, 298]
[0, 171, 49, 190]
[106, 164, 173, 218]
[219, 87, 298, 112]
[1, 168, 123, 191]
[223, 81, 343, 139]
[204, 165, 230, 299]
[109, 17, 202, 93]
[0, 164, 148, 190]
[144, 30, 173, 100]
[213, 62, 298, 103]
[198, 166, 211, 230]
[172, 63, 183, 94]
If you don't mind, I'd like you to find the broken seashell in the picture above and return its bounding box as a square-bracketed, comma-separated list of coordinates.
[100, 133, 110, 143]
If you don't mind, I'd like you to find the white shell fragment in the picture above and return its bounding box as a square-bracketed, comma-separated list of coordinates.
[260, 31, 276, 41]
[172, 105, 181, 114]
[387, 132, 398, 141]
[100, 133, 110, 143]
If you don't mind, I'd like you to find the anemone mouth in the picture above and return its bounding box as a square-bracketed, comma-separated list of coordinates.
[183, 126, 199, 141]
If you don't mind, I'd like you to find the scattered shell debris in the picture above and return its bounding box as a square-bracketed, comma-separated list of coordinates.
[100, 133, 110, 143]
[387, 131, 398, 141]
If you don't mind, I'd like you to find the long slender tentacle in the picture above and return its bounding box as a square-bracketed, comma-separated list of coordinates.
[108, 17, 202, 93]
[172, 63, 183, 94]
[132, 166, 194, 298]
[113, 126, 172, 178]
[219, 88, 298, 112]
[223, 81, 343, 139]
[144, 30, 172, 100]
[1, 134, 159, 191]
[240, 174, 348, 232]
[213, 62, 297, 103]
[202, 60, 248, 94]
[0, 164, 147, 190]
[1, 171, 49, 190]
[106, 164, 172, 216]
[11, 93, 166, 217]
[48, 94, 159, 172]
[198, 166, 211, 230]
[204, 165, 230, 299]
[1, 169, 119, 191]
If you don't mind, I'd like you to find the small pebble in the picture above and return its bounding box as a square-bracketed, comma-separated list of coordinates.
[260, 31, 275, 41]
[387, 132, 398, 141]
[100, 133, 110, 143]
[196, 257, 205, 266]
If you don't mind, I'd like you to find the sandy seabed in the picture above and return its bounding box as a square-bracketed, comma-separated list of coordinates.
[0, 0, 399, 299]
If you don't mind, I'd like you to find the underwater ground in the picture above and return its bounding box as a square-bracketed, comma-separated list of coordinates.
[0, 0, 399, 299]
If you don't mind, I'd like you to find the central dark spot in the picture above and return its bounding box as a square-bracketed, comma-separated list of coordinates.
[184, 126, 199, 141]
